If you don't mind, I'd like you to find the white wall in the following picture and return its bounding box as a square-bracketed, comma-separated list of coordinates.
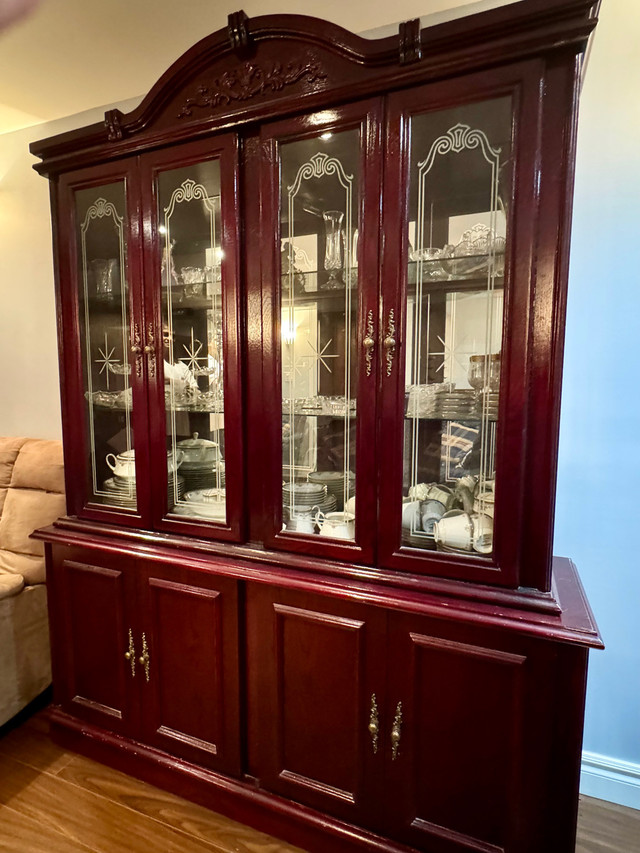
[0, 99, 140, 439]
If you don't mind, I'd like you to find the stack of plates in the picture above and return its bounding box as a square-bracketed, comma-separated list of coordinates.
[102, 474, 185, 509]
[282, 481, 327, 512]
[477, 391, 499, 420]
[166, 474, 186, 509]
[179, 488, 226, 520]
[283, 492, 337, 524]
[433, 389, 477, 420]
[102, 477, 137, 508]
[308, 470, 355, 511]
[180, 461, 226, 493]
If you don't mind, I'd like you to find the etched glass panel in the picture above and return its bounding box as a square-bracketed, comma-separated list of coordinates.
[76, 183, 137, 510]
[280, 130, 359, 540]
[158, 162, 227, 524]
[403, 98, 512, 556]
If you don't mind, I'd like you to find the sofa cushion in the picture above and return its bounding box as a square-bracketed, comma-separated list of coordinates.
[0, 572, 24, 601]
[0, 489, 66, 558]
[0, 437, 28, 488]
[11, 439, 65, 494]
[0, 550, 46, 586]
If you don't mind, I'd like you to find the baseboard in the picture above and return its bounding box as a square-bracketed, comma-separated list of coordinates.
[581, 751, 640, 810]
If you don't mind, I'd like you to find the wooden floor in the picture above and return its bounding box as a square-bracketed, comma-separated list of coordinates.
[0, 710, 638, 853]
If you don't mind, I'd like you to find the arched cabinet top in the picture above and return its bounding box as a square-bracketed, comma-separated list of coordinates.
[30, 0, 599, 174]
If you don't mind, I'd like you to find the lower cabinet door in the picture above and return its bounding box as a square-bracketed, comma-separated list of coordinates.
[384, 613, 555, 853]
[51, 546, 140, 735]
[246, 584, 388, 830]
[138, 561, 241, 776]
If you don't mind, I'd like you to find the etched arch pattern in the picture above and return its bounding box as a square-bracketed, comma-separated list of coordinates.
[80, 196, 133, 503]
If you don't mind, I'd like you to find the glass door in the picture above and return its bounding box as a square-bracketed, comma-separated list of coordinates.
[261, 100, 382, 563]
[60, 163, 149, 524]
[142, 136, 244, 541]
[380, 68, 539, 585]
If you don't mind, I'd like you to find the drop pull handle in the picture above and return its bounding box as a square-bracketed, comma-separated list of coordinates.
[368, 693, 379, 754]
[391, 701, 403, 760]
[138, 632, 150, 682]
[383, 310, 397, 377]
[124, 628, 136, 678]
[363, 309, 375, 377]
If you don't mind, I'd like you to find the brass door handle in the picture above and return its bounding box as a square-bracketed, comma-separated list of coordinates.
[363, 309, 375, 377]
[146, 325, 156, 379]
[368, 693, 379, 754]
[131, 323, 143, 378]
[384, 310, 396, 377]
[124, 628, 135, 678]
[391, 701, 402, 760]
[138, 632, 150, 682]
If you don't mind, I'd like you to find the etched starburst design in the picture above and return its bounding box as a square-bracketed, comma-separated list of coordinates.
[301, 339, 338, 374]
[429, 334, 471, 376]
[95, 333, 118, 390]
[282, 351, 307, 383]
[180, 328, 208, 374]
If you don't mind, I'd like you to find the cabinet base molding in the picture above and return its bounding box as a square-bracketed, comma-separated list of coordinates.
[48, 707, 420, 853]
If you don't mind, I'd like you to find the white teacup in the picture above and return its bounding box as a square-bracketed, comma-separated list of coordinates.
[434, 510, 474, 551]
[420, 499, 446, 534]
[472, 513, 493, 554]
[473, 490, 495, 519]
[315, 510, 355, 540]
[401, 499, 422, 531]
[287, 511, 316, 535]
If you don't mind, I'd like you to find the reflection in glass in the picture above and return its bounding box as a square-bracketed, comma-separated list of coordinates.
[280, 132, 359, 539]
[158, 164, 227, 523]
[403, 99, 512, 557]
[76, 184, 136, 510]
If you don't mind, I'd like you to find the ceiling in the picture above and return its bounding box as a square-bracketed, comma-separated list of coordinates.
[0, 0, 510, 135]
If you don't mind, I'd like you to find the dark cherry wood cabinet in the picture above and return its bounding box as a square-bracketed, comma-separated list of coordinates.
[49, 544, 241, 775]
[51, 550, 138, 736]
[32, 3, 603, 852]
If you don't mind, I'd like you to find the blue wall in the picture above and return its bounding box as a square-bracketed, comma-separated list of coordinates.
[554, 0, 640, 789]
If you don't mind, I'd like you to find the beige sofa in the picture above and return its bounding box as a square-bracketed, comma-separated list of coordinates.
[0, 437, 66, 726]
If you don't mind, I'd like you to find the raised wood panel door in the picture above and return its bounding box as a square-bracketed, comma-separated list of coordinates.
[138, 563, 241, 775]
[385, 614, 539, 853]
[53, 551, 139, 735]
[247, 585, 387, 830]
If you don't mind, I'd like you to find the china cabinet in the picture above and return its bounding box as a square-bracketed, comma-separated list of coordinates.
[32, 2, 603, 852]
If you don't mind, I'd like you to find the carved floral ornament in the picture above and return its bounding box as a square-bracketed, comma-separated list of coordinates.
[178, 59, 327, 118]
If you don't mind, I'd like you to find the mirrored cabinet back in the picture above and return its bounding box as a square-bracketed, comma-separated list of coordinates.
[31, 3, 604, 852]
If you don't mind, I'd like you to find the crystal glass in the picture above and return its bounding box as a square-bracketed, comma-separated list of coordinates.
[322, 210, 345, 289]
